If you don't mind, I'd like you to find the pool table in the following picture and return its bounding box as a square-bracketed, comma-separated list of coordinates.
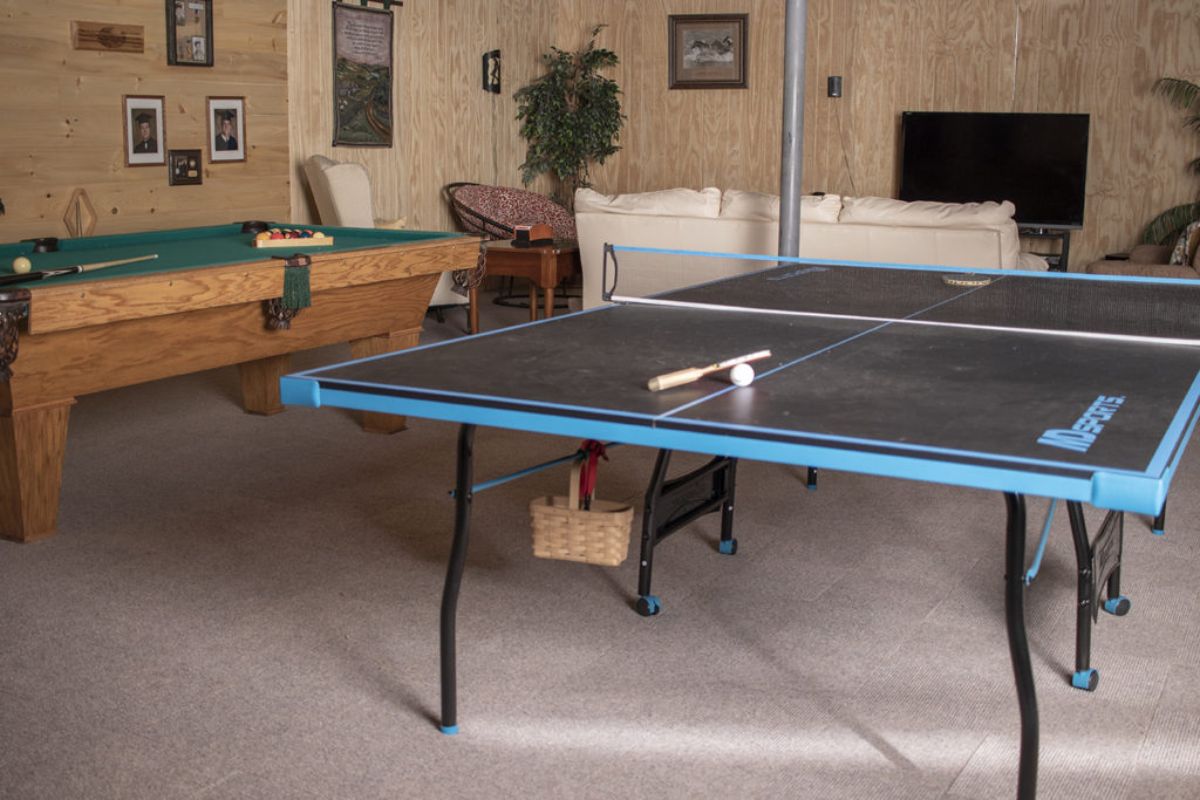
[0, 223, 481, 542]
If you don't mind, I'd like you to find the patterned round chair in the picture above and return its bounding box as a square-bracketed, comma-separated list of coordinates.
[443, 182, 577, 241]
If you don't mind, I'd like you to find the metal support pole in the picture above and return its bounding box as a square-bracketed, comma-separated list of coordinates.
[778, 0, 808, 258]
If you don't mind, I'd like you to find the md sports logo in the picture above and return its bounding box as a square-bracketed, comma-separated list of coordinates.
[1038, 395, 1126, 454]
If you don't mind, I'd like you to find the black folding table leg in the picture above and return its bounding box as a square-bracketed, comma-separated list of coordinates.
[439, 423, 475, 734]
[1004, 492, 1038, 800]
[717, 458, 739, 554]
[1101, 512, 1131, 617]
[1152, 500, 1166, 536]
[636, 449, 672, 617]
[1066, 501, 1098, 691]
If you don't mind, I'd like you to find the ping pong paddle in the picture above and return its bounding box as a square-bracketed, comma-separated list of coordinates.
[647, 350, 771, 392]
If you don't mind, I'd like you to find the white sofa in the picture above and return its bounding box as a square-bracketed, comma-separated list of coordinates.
[574, 187, 1045, 308]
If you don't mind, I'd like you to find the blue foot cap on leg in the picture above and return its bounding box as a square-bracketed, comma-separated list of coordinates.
[1152, 527, 1165, 536]
[440, 724, 459, 735]
[1103, 595, 1131, 616]
[1072, 669, 1099, 691]
[718, 538, 738, 555]
[636, 595, 662, 617]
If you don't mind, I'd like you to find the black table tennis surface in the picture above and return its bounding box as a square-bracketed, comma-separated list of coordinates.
[281, 258, 1200, 515]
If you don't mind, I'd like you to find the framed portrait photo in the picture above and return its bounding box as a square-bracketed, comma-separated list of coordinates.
[207, 97, 246, 162]
[167, 0, 213, 67]
[668, 14, 749, 90]
[123, 95, 166, 166]
[168, 149, 203, 186]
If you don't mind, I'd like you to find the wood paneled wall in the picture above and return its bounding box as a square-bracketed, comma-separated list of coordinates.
[287, 0, 558, 230]
[0, 1, 290, 240]
[549, 0, 1200, 267]
[288, 0, 1198, 268]
[3, 1, 1196, 268]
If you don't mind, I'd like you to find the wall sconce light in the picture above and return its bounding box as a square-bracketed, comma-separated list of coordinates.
[482, 50, 501, 93]
[827, 75, 843, 98]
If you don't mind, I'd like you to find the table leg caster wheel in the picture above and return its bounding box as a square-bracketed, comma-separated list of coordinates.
[1072, 668, 1099, 691]
[718, 538, 738, 555]
[1103, 595, 1131, 616]
[636, 595, 661, 617]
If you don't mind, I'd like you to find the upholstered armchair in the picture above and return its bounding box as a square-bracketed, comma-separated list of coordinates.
[303, 155, 468, 311]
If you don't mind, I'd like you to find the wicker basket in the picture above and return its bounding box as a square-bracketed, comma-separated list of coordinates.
[530, 460, 633, 567]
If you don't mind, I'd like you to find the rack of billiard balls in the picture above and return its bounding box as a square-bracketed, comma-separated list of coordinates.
[252, 228, 334, 248]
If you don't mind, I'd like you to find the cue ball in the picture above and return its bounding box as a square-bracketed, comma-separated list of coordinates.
[12, 256, 32, 274]
[730, 363, 755, 387]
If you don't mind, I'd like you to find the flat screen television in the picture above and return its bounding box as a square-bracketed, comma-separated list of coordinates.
[898, 111, 1090, 229]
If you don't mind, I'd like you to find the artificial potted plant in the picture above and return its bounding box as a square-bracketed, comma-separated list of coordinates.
[514, 25, 625, 210]
[1142, 77, 1200, 245]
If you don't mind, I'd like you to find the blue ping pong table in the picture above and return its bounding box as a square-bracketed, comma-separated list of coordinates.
[281, 246, 1200, 800]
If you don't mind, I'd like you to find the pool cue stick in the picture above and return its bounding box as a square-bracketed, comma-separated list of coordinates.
[0, 254, 158, 288]
[647, 349, 772, 392]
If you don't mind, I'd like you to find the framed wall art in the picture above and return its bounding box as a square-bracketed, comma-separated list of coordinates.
[168, 149, 203, 185]
[123, 95, 166, 166]
[167, 0, 213, 67]
[332, 2, 394, 147]
[668, 14, 748, 90]
[207, 96, 246, 162]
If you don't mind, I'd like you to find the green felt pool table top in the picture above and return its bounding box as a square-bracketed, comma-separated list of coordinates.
[0, 223, 464, 288]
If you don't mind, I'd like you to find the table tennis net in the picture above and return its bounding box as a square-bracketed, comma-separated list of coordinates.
[601, 245, 1200, 346]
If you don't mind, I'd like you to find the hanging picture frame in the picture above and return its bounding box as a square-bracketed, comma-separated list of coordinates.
[166, 0, 214, 67]
[168, 149, 203, 185]
[668, 14, 749, 90]
[207, 96, 246, 162]
[123, 95, 166, 167]
[332, 2, 394, 147]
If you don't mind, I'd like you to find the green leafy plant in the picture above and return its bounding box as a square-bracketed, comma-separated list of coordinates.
[1142, 77, 1200, 245]
[514, 26, 625, 209]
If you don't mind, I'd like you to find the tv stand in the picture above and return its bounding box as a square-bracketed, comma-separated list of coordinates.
[1019, 227, 1071, 272]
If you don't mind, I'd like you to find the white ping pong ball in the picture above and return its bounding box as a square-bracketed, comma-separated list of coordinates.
[12, 256, 32, 274]
[730, 363, 755, 387]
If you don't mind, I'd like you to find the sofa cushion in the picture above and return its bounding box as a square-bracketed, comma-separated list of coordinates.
[840, 196, 1015, 227]
[719, 190, 842, 223]
[1087, 259, 1198, 279]
[574, 187, 721, 218]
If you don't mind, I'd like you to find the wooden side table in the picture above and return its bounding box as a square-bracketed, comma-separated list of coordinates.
[470, 239, 581, 334]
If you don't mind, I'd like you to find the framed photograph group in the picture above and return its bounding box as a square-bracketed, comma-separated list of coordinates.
[207, 97, 246, 162]
[123, 95, 166, 166]
[668, 14, 748, 90]
[167, 0, 213, 67]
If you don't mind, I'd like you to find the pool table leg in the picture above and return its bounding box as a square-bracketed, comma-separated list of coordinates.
[239, 354, 292, 417]
[0, 398, 73, 543]
[237, 328, 419, 432]
[349, 329, 419, 434]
